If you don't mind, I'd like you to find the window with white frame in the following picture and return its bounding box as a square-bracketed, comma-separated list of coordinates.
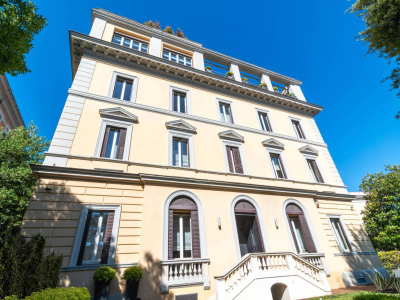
[100, 126, 126, 159]
[219, 102, 234, 123]
[163, 49, 192, 67]
[113, 77, 133, 101]
[291, 119, 306, 139]
[172, 137, 189, 167]
[258, 112, 272, 132]
[307, 158, 324, 183]
[112, 33, 148, 53]
[173, 213, 192, 258]
[70, 205, 121, 266]
[173, 91, 187, 113]
[270, 153, 287, 179]
[328, 217, 352, 253]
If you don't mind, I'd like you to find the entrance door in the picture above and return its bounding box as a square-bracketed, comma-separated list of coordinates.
[235, 214, 263, 256]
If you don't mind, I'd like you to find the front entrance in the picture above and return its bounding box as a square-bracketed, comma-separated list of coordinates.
[234, 200, 264, 257]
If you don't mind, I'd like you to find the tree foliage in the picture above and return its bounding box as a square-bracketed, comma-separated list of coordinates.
[348, 0, 400, 118]
[0, 123, 50, 233]
[360, 165, 400, 251]
[0, 0, 47, 76]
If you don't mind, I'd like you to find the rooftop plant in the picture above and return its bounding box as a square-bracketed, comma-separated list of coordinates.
[258, 83, 268, 88]
[163, 26, 174, 34]
[242, 77, 248, 82]
[289, 93, 296, 97]
[144, 20, 161, 29]
[122, 266, 143, 283]
[175, 28, 185, 38]
[225, 71, 234, 78]
[93, 266, 116, 284]
[273, 86, 279, 91]
[205, 66, 212, 70]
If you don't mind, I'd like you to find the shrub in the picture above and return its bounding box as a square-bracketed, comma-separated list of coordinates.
[205, 66, 212, 70]
[365, 269, 392, 292]
[392, 275, 400, 293]
[176, 28, 185, 38]
[258, 83, 268, 88]
[379, 251, 400, 272]
[93, 266, 116, 284]
[163, 26, 174, 34]
[273, 86, 279, 90]
[289, 93, 296, 97]
[122, 266, 143, 283]
[144, 20, 160, 29]
[225, 71, 234, 77]
[242, 77, 248, 82]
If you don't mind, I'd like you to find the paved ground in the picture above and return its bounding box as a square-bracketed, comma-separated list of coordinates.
[331, 284, 376, 295]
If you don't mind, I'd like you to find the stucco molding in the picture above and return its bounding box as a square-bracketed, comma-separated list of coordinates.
[299, 145, 319, 156]
[165, 119, 197, 134]
[218, 130, 244, 142]
[262, 138, 284, 150]
[99, 107, 138, 123]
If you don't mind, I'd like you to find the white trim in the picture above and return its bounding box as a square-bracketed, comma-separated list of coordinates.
[168, 130, 195, 168]
[162, 190, 208, 260]
[108, 71, 139, 102]
[302, 153, 326, 183]
[289, 116, 307, 139]
[69, 204, 121, 266]
[326, 214, 355, 253]
[230, 195, 270, 260]
[255, 108, 274, 132]
[282, 199, 321, 254]
[169, 86, 191, 115]
[265, 147, 291, 179]
[216, 98, 236, 124]
[94, 117, 133, 161]
[220, 139, 247, 174]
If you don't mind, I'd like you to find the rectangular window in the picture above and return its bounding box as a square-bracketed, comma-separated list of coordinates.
[163, 50, 192, 67]
[330, 218, 352, 252]
[100, 126, 127, 160]
[226, 145, 243, 174]
[113, 77, 133, 101]
[258, 112, 272, 132]
[173, 213, 192, 259]
[112, 33, 148, 53]
[292, 120, 305, 139]
[270, 153, 286, 179]
[307, 159, 324, 183]
[289, 216, 309, 253]
[172, 138, 189, 167]
[173, 91, 187, 113]
[219, 103, 233, 123]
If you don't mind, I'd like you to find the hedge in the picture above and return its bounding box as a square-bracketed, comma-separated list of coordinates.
[379, 251, 400, 272]
[4, 287, 90, 300]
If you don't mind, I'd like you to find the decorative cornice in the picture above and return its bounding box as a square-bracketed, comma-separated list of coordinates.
[69, 31, 323, 117]
[99, 107, 138, 122]
[92, 8, 302, 85]
[218, 130, 244, 142]
[165, 119, 197, 133]
[262, 138, 285, 150]
[299, 145, 319, 155]
[68, 89, 328, 148]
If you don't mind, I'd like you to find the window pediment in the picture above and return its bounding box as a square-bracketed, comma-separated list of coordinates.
[165, 119, 197, 133]
[299, 145, 318, 155]
[218, 130, 244, 142]
[262, 138, 284, 149]
[99, 107, 138, 123]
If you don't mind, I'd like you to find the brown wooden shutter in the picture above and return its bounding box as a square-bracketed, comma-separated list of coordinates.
[115, 128, 127, 160]
[100, 211, 115, 264]
[168, 210, 174, 260]
[191, 210, 201, 258]
[100, 127, 111, 157]
[312, 160, 324, 183]
[253, 215, 264, 252]
[77, 209, 93, 266]
[226, 146, 234, 173]
[298, 214, 317, 253]
[232, 147, 243, 174]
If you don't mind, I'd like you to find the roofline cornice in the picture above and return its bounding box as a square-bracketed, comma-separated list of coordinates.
[0, 75, 25, 128]
[91, 8, 302, 85]
[69, 31, 323, 116]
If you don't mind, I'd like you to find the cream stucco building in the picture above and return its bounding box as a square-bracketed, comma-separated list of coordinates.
[23, 8, 383, 300]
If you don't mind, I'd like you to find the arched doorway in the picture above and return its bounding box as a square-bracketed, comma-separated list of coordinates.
[234, 200, 264, 257]
[271, 283, 291, 300]
[285, 203, 316, 253]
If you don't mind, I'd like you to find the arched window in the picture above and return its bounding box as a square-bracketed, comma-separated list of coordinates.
[234, 200, 264, 257]
[285, 203, 316, 253]
[168, 197, 201, 259]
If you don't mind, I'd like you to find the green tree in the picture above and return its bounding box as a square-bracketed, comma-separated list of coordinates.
[348, 0, 400, 119]
[0, 0, 47, 76]
[360, 165, 400, 251]
[0, 123, 50, 233]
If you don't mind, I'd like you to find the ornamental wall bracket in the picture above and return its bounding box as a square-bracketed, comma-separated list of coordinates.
[99, 107, 138, 123]
[165, 119, 197, 134]
[218, 130, 245, 143]
[262, 138, 285, 150]
[299, 145, 319, 155]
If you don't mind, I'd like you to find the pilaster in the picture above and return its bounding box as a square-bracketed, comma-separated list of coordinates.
[193, 51, 205, 71]
[229, 63, 241, 82]
[89, 17, 106, 39]
[261, 74, 274, 92]
[289, 83, 306, 101]
[149, 37, 162, 57]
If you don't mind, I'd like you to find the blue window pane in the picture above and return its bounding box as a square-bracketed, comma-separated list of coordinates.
[178, 55, 184, 64]
[105, 128, 120, 159]
[163, 51, 169, 59]
[186, 58, 192, 67]
[113, 78, 124, 99]
[123, 80, 133, 101]
[219, 104, 225, 121]
[173, 93, 179, 112]
[171, 53, 177, 62]
[131, 40, 139, 50]
[112, 35, 122, 45]
[172, 139, 180, 166]
[123, 38, 131, 48]
[179, 94, 186, 113]
[181, 140, 188, 167]
[141, 44, 148, 53]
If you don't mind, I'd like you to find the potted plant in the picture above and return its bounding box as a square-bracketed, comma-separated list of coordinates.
[163, 26, 174, 34]
[225, 71, 234, 79]
[273, 86, 279, 92]
[93, 266, 116, 300]
[242, 77, 248, 83]
[288, 93, 297, 98]
[205, 66, 212, 73]
[258, 83, 268, 89]
[122, 266, 143, 300]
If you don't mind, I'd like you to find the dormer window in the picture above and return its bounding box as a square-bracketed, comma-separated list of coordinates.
[163, 49, 192, 67]
[112, 33, 148, 53]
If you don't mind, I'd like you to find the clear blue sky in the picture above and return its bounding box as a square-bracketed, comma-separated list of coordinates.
[7, 0, 399, 191]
